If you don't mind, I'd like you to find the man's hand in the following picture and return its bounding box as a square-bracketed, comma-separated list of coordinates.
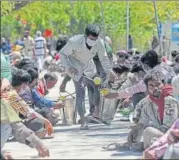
[143, 149, 156, 159]
[170, 129, 179, 138]
[109, 71, 118, 82]
[168, 129, 179, 144]
[44, 119, 53, 136]
[36, 144, 50, 158]
[68, 67, 78, 75]
[54, 102, 65, 109]
[122, 97, 131, 107]
[2, 152, 13, 160]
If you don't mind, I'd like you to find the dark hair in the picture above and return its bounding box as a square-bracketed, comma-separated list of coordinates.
[127, 50, 133, 55]
[26, 68, 38, 83]
[140, 50, 159, 68]
[171, 50, 179, 58]
[113, 65, 130, 74]
[56, 35, 69, 52]
[118, 53, 129, 59]
[44, 72, 58, 82]
[11, 67, 31, 87]
[17, 58, 38, 71]
[133, 54, 142, 61]
[143, 70, 165, 86]
[131, 63, 144, 73]
[85, 24, 100, 37]
[135, 51, 141, 55]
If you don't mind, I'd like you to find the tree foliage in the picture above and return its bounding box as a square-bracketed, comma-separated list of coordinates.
[1, 1, 179, 51]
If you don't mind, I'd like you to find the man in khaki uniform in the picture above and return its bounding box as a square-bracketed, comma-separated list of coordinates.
[23, 31, 34, 58]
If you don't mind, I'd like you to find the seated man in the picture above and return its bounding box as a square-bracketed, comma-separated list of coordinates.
[115, 50, 131, 66]
[37, 72, 58, 96]
[103, 71, 179, 152]
[144, 75, 179, 159]
[19, 68, 64, 126]
[11, 67, 53, 138]
[1, 53, 49, 158]
[136, 70, 179, 149]
[105, 50, 176, 100]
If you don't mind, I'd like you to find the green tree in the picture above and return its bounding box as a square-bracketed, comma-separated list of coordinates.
[1, 1, 179, 51]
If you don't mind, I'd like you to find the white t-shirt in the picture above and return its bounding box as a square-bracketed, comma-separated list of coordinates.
[34, 36, 46, 56]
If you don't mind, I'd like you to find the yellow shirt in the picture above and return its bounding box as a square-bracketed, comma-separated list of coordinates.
[1, 99, 21, 124]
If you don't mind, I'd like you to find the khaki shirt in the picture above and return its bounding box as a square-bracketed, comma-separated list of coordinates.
[24, 36, 34, 57]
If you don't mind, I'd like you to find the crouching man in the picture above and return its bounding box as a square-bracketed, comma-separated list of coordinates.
[143, 75, 179, 159]
[135, 70, 179, 150]
[103, 70, 179, 152]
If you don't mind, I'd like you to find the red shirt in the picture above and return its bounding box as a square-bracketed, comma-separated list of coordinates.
[55, 54, 60, 61]
[37, 79, 48, 96]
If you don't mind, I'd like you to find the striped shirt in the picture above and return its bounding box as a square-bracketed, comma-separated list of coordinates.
[34, 36, 46, 56]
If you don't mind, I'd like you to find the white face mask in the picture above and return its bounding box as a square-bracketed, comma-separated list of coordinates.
[86, 38, 97, 47]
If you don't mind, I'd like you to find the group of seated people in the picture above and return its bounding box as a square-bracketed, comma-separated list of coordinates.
[101, 50, 179, 159]
[1, 53, 66, 159]
[1, 35, 179, 159]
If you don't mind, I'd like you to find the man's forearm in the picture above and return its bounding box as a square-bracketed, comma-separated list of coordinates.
[62, 75, 71, 85]
[11, 122, 43, 148]
[100, 57, 113, 74]
[117, 80, 146, 99]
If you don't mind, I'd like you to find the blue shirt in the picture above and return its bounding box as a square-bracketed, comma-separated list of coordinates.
[1, 43, 11, 54]
[32, 88, 56, 108]
[15, 40, 24, 47]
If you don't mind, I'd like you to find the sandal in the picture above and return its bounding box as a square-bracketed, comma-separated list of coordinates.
[102, 143, 121, 151]
[102, 142, 130, 151]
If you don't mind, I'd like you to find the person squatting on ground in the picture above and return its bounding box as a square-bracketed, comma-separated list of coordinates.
[11, 67, 53, 138]
[0, 53, 50, 158]
[17, 60, 64, 126]
[143, 75, 179, 159]
[103, 70, 179, 152]
[135, 70, 179, 149]
[105, 50, 175, 100]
